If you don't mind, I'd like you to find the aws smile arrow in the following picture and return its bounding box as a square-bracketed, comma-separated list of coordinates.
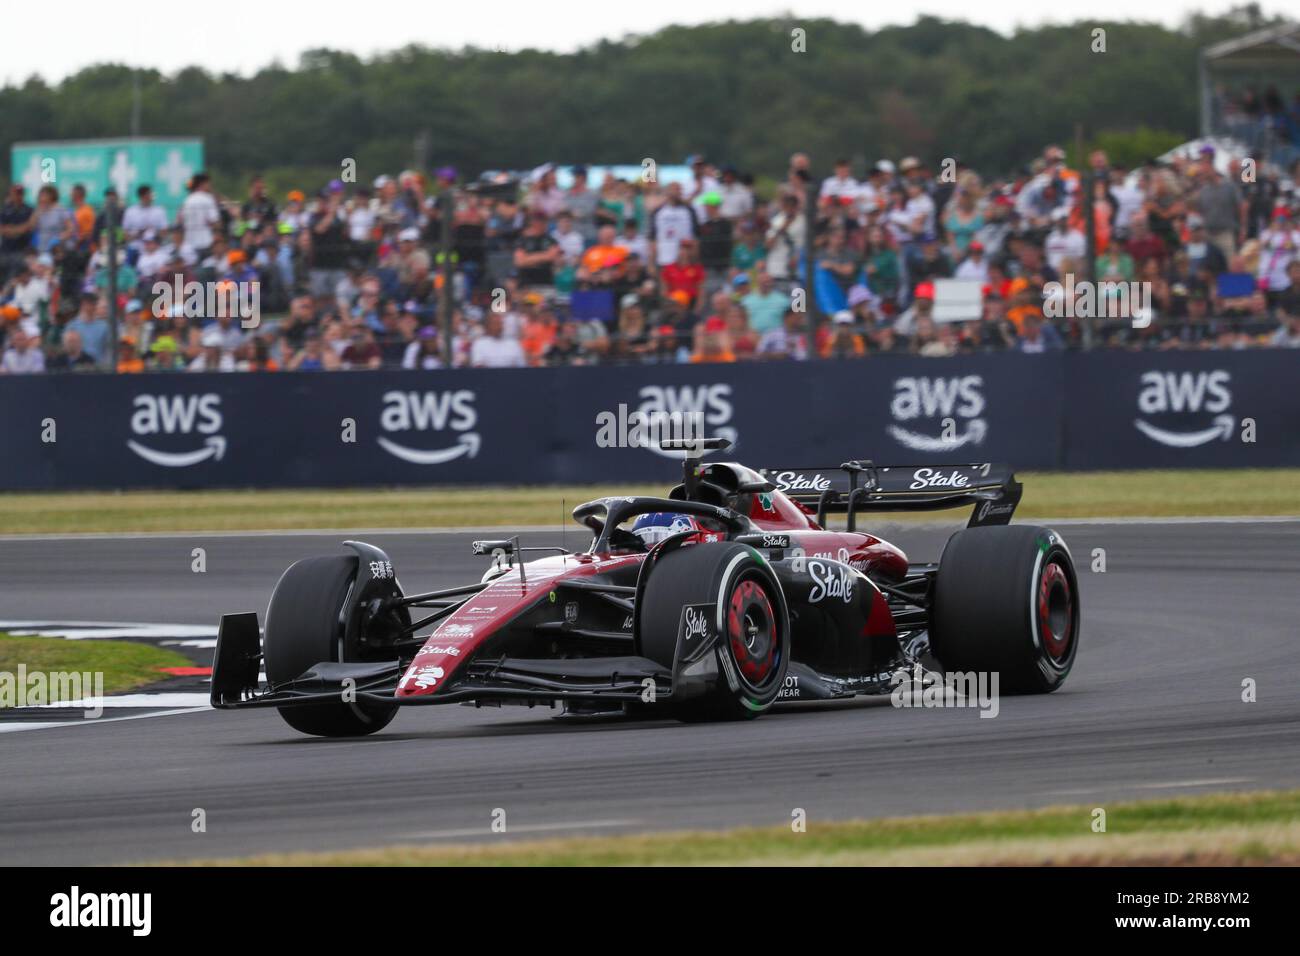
[376, 431, 481, 465]
[126, 435, 226, 467]
[887, 418, 987, 452]
[1134, 413, 1234, 448]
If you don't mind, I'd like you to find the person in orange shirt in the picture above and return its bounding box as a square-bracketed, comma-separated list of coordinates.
[691, 315, 735, 363]
[71, 184, 96, 244]
[520, 306, 558, 365]
[1005, 277, 1043, 333]
[579, 224, 628, 279]
[116, 336, 145, 373]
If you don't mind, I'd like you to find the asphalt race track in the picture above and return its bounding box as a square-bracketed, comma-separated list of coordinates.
[2, 518, 1298, 864]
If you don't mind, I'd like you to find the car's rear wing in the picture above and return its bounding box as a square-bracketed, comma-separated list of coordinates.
[759, 462, 1022, 530]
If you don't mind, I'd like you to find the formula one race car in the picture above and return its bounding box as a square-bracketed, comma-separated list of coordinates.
[211, 439, 1080, 736]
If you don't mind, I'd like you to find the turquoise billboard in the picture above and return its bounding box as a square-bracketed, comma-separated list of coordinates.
[10, 138, 204, 218]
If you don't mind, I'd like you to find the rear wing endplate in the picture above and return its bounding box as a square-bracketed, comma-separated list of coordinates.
[759, 462, 1022, 531]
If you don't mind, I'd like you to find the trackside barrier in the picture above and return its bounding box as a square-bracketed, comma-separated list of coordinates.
[0, 351, 1295, 491]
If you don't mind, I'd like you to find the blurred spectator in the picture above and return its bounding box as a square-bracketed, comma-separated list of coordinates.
[2, 138, 1297, 376]
[180, 174, 221, 256]
[470, 312, 526, 367]
[1, 327, 44, 373]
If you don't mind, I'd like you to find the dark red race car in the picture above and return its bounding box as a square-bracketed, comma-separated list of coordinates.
[211, 439, 1080, 736]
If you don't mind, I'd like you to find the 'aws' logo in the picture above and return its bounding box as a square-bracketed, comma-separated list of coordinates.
[377, 390, 480, 464]
[127, 394, 226, 467]
[887, 376, 986, 451]
[1134, 371, 1234, 448]
[635, 384, 736, 457]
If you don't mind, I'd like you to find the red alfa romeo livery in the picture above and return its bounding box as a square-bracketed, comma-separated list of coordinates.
[211, 439, 1081, 736]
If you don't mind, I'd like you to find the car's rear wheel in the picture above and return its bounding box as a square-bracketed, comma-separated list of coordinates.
[639, 542, 789, 720]
[930, 525, 1080, 694]
[263, 555, 398, 737]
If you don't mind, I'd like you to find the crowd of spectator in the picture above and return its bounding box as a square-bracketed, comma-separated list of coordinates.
[3, 136, 1300, 375]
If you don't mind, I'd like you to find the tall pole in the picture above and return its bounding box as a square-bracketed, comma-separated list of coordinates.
[803, 173, 819, 356]
[439, 189, 455, 364]
[106, 193, 119, 372]
[1076, 123, 1096, 350]
[131, 72, 142, 139]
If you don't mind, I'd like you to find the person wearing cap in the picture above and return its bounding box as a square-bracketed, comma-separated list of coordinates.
[821, 309, 866, 358]
[279, 190, 310, 233]
[954, 239, 989, 282]
[1014, 310, 1063, 354]
[685, 155, 720, 216]
[114, 335, 145, 374]
[691, 313, 735, 364]
[400, 325, 442, 370]
[134, 229, 169, 282]
[697, 193, 733, 288]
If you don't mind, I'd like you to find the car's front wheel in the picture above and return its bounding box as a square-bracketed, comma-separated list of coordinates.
[639, 542, 789, 720]
[263, 555, 398, 737]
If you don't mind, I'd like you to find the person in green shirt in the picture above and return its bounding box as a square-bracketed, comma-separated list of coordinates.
[740, 270, 790, 334]
[863, 225, 900, 302]
[1095, 245, 1135, 283]
[730, 222, 765, 274]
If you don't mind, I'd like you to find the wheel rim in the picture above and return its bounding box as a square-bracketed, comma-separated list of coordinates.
[1038, 559, 1073, 661]
[727, 576, 778, 685]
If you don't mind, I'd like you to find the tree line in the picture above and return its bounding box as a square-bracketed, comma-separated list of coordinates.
[0, 9, 1284, 194]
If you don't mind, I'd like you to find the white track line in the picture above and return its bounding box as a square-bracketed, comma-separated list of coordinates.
[1, 516, 1296, 542]
[0, 621, 218, 640]
[403, 819, 639, 840]
[0, 706, 208, 734]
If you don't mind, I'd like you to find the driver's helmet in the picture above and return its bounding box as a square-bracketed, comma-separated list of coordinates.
[630, 512, 701, 547]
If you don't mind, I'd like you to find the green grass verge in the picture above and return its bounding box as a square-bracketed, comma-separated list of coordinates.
[0, 633, 193, 699]
[1, 469, 1297, 535]
[183, 789, 1300, 866]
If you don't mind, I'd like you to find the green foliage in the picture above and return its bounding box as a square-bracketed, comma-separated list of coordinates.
[0, 15, 1276, 191]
